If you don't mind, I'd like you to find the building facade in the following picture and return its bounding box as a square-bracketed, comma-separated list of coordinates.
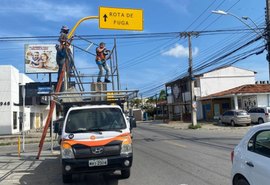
[165, 66, 256, 121]
[0, 65, 53, 135]
[201, 83, 270, 120]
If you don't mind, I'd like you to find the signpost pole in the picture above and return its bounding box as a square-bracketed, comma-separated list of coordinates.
[22, 85, 25, 152]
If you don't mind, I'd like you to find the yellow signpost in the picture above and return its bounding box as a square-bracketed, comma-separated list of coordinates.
[99, 7, 143, 31]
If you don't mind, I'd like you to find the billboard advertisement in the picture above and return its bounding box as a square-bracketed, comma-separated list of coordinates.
[25, 44, 58, 74]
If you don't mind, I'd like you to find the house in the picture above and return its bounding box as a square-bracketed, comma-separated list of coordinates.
[0, 65, 54, 135]
[201, 83, 270, 120]
[165, 66, 256, 121]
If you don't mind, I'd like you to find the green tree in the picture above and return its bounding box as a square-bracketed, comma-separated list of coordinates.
[159, 89, 166, 101]
[130, 98, 142, 108]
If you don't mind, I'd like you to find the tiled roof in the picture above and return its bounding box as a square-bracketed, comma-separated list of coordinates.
[202, 84, 270, 99]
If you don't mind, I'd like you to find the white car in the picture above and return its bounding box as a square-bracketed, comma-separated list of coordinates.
[231, 123, 270, 185]
[248, 107, 270, 124]
[219, 110, 251, 126]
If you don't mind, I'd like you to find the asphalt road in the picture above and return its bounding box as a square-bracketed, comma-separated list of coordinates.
[0, 122, 247, 185]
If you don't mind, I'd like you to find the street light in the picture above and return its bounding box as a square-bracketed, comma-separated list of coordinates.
[212, 10, 270, 81]
[241, 16, 265, 36]
[212, 10, 262, 36]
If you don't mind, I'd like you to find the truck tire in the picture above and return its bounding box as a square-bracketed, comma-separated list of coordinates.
[121, 169, 130, 179]
[62, 174, 72, 183]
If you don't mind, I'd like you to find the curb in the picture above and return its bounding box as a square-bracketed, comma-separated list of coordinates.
[140, 120, 250, 132]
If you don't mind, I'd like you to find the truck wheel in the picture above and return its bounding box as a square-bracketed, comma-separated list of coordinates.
[121, 169, 130, 179]
[62, 174, 72, 183]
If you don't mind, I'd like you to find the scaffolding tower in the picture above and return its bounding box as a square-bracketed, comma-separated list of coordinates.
[37, 17, 138, 159]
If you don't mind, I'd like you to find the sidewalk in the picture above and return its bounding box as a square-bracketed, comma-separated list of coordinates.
[142, 120, 251, 133]
[0, 129, 53, 146]
[0, 149, 60, 185]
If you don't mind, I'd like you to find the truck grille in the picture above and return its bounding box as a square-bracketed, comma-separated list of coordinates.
[72, 144, 121, 159]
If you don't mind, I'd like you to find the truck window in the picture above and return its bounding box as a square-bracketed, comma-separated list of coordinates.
[65, 108, 126, 133]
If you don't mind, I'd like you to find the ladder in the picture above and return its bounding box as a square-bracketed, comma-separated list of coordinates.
[36, 62, 66, 159]
[66, 50, 84, 92]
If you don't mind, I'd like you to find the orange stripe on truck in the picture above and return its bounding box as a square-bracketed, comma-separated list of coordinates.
[62, 132, 132, 147]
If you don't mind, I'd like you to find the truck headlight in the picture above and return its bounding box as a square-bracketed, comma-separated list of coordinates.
[61, 142, 75, 159]
[121, 143, 132, 154]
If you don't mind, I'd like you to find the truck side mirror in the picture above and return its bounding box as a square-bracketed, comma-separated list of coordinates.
[130, 117, 137, 129]
[53, 118, 64, 135]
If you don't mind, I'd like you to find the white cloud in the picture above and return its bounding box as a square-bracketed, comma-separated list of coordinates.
[0, 0, 92, 22]
[162, 44, 199, 58]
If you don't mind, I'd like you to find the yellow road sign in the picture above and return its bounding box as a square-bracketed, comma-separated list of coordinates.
[99, 7, 143, 31]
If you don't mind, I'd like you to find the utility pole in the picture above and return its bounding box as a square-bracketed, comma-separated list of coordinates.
[140, 93, 144, 107]
[180, 32, 199, 126]
[266, 0, 270, 81]
[155, 93, 158, 121]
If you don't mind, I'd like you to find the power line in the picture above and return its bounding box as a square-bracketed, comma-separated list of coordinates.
[140, 33, 264, 97]
[201, 0, 241, 31]
[192, 0, 227, 31]
[185, 0, 219, 31]
[0, 28, 261, 42]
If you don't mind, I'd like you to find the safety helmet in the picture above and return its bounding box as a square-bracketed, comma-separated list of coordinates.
[99, 42, 105, 46]
[61, 25, 69, 31]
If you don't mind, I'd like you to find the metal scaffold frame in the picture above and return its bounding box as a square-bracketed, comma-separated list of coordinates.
[36, 16, 138, 159]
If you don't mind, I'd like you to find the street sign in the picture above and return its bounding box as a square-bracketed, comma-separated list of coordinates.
[37, 87, 52, 95]
[99, 7, 143, 31]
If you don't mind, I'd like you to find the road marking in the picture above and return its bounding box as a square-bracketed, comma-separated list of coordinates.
[163, 140, 186, 148]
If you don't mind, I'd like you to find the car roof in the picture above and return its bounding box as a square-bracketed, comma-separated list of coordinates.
[226, 109, 246, 112]
[250, 107, 270, 109]
[250, 122, 270, 131]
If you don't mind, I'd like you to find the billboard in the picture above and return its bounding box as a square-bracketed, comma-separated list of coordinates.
[25, 44, 58, 74]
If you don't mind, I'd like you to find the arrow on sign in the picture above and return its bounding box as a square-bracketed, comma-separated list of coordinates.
[103, 14, 108, 22]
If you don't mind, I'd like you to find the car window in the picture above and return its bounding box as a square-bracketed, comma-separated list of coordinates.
[267, 108, 270, 113]
[248, 130, 270, 158]
[229, 111, 234, 116]
[258, 108, 265, 113]
[248, 108, 256, 113]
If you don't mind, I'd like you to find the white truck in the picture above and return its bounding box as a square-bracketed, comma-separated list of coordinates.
[58, 105, 134, 183]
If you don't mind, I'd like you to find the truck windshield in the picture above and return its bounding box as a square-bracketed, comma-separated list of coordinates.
[65, 108, 127, 133]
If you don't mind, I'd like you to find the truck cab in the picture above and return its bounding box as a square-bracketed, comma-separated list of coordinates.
[60, 105, 133, 183]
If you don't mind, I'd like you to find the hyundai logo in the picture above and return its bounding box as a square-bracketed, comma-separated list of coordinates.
[91, 147, 104, 154]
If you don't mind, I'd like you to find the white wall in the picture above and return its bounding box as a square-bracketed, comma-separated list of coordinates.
[0, 65, 54, 135]
[257, 94, 270, 107]
[0, 66, 19, 135]
[200, 66, 255, 97]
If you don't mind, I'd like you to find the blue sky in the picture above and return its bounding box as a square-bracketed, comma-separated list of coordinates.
[0, 0, 267, 97]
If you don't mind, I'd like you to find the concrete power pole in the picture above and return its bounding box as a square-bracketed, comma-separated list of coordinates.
[181, 32, 199, 126]
[266, 0, 270, 81]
